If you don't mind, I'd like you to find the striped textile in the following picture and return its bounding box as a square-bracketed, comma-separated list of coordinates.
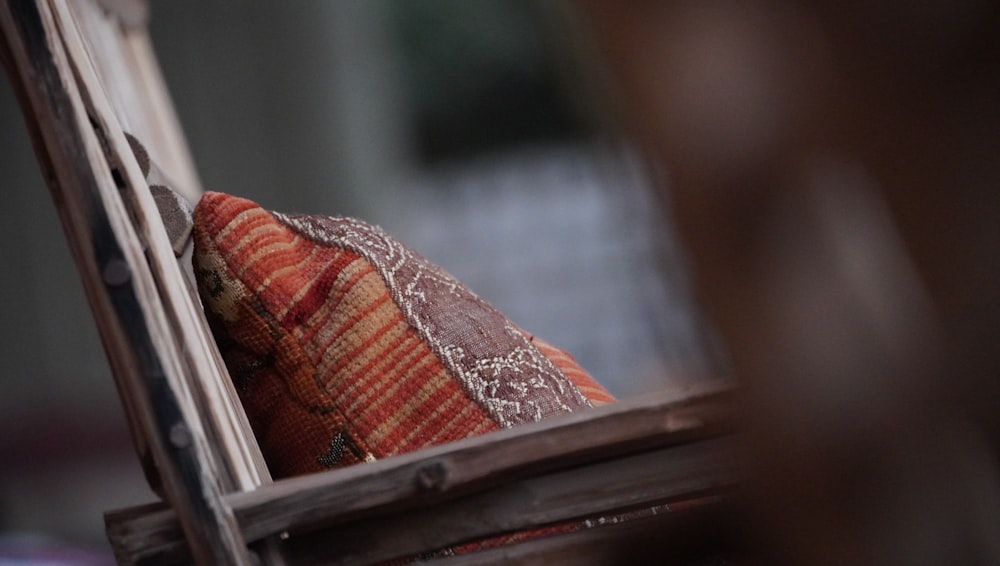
[192, 192, 614, 480]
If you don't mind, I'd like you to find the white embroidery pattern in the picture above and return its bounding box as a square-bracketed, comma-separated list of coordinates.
[274, 212, 591, 428]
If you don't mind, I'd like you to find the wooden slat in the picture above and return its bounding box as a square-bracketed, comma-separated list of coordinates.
[280, 438, 733, 565]
[68, 0, 201, 198]
[46, 0, 271, 495]
[106, 385, 735, 564]
[0, 1, 253, 563]
[105, 503, 186, 566]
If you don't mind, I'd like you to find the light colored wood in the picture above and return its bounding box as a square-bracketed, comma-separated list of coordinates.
[67, 0, 201, 198]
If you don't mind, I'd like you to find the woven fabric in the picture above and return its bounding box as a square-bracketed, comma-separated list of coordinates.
[192, 191, 613, 480]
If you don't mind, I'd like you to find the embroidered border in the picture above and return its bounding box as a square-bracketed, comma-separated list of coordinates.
[274, 212, 592, 427]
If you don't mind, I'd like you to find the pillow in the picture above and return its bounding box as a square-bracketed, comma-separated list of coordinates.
[191, 191, 614, 480]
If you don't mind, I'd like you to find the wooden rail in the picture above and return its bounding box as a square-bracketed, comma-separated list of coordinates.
[106, 385, 736, 565]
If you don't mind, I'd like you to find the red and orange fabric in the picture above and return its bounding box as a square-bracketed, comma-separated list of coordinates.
[192, 191, 614, 480]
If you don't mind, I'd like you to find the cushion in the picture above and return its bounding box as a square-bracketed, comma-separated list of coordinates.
[191, 191, 614, 480]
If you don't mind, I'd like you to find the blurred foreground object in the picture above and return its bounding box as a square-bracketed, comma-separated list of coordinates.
[580, 1, 1000, 564]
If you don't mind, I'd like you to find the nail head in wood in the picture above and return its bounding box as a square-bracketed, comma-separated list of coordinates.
[169, 423, 192, 449]
[102, 258, 131, 286]
[415, 460, 451, 492]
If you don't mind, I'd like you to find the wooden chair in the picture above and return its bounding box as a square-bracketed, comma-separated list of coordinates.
[1, 1, 735, 563]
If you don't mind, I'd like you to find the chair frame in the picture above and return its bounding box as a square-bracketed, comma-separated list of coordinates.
[1, 1, 734, 564]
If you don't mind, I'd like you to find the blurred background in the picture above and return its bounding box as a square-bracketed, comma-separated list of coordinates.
[0, 0, 713, 553]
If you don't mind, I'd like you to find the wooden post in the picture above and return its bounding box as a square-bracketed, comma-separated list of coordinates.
[0, 0, 256, 562]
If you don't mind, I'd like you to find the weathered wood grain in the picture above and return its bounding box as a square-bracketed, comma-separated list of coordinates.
[280, 438, 733, 565]
[0, 1, 259, 562]
[232, 382, 732, 540]
[106, 385, 735, 564]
